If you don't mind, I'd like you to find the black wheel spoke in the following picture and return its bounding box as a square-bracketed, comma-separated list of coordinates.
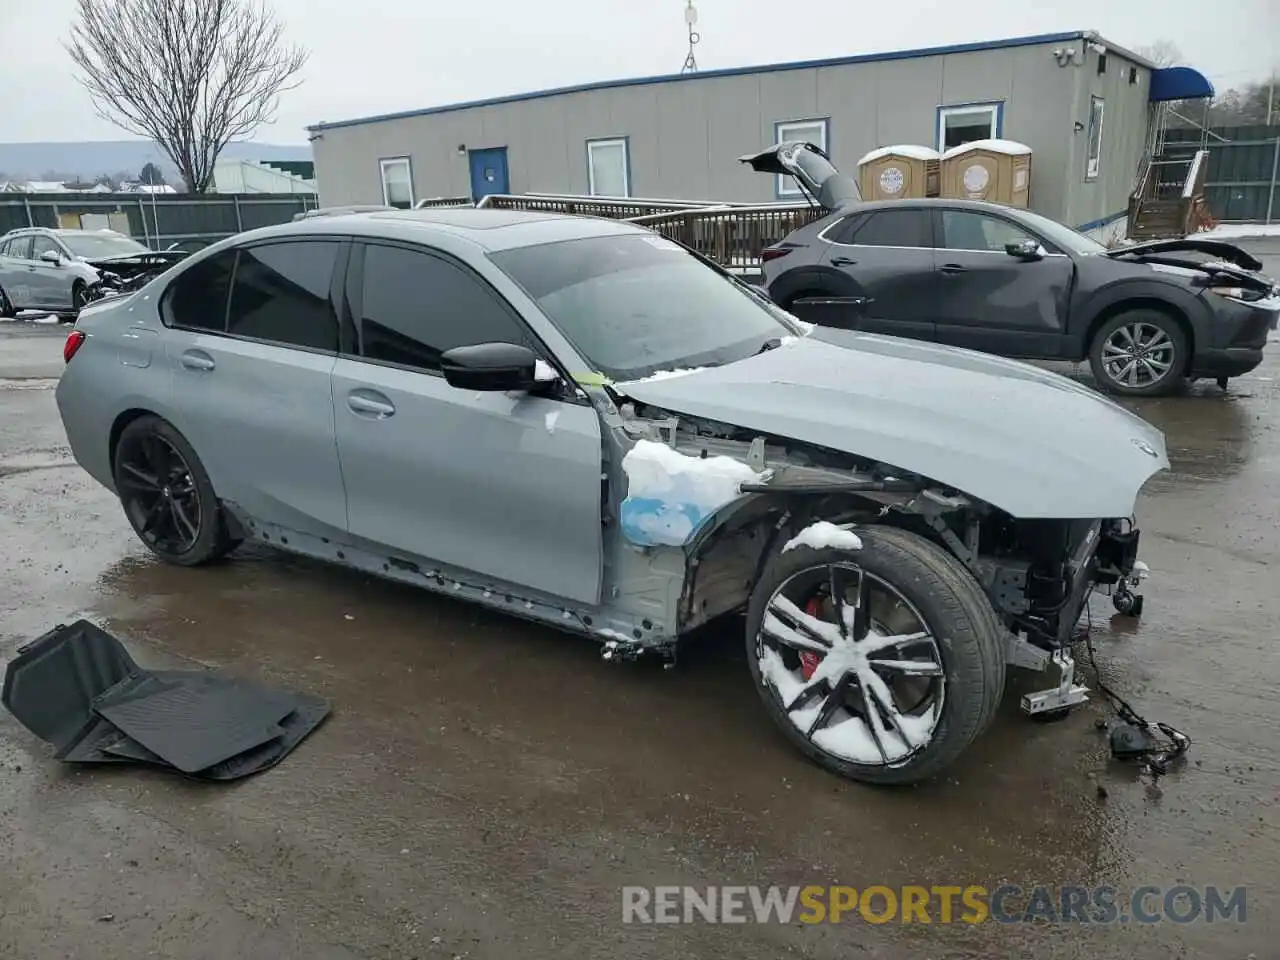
[807, 674, 852, 737]
[141, 434, 169, 476]
[827, 564, 851, 640]
[851, 569, 872, 643]
[139, 497, 166, 535]
[170, 497, 198, 544]
[119, 461, 161, 492]
[765, 595, 837, 652]
[853, 675, 892, 764]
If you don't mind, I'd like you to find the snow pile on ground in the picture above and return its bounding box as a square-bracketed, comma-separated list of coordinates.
[620, 439, 765, 547]
[782, 521, 863, 553]
[1193, 223, 1280, 241]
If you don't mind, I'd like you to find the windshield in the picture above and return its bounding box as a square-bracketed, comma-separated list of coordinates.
[1014, 210, 1107, 256]
[489, 233, 796, 382]
[59, 232, 150, 259]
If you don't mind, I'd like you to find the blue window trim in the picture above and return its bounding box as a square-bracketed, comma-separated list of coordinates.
[585, 136, 632, 198]
[935, 101, 1004, 151]
[773, 117, 831, 200]
[377, 155, 414, 208]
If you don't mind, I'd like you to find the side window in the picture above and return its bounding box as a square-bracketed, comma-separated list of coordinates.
[358, 244, 529, 373]
[30, 235, 59, 260]
[826, 213, 868, 245]
[940, 211, 1036, 253]
[227, 241, 340, 351]
[851, 209, 931, 248]
[162, 250, 236, 331]
[6, 236, 32, 260]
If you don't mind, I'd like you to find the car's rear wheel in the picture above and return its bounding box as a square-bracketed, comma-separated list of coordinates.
[112, 415, 240, 566]
[1088, 309, 1186, 397]
[0, 284, 14, 318]
[745, 524, 1005, 786]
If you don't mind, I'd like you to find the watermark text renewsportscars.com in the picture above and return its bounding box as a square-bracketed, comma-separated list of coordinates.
[621, 884, 1247, 925]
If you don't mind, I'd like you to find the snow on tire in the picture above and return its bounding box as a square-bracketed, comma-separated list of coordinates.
[745, 522, 1005, 786]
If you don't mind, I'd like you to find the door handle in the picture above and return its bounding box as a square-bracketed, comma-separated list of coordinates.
[830, 256, 858, 266]
[940, 264, 969, 275]
[179, 350, 215, 371]
[347, 392, 395, 418]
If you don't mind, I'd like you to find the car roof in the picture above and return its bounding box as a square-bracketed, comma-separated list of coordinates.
[837, 197, 1042, 217]
[230, 207, 645, 252]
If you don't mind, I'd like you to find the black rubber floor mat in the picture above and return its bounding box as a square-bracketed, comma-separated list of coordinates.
[2, 620, 142, 752]
[94, 675, 294, 774]
[5, 622, 331, 780]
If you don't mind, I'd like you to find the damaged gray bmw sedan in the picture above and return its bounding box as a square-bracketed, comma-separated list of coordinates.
[55, 209, 1166, 785]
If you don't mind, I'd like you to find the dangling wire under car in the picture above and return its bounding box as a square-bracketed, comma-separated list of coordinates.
[1077, 596, 1191, 776]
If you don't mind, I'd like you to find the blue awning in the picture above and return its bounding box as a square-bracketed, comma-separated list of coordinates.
[1149, 66, 1215, 102]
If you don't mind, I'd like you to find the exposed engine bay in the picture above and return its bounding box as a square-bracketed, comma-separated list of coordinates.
[86, 250, 189, 302]
[618, 398, 1145, 654]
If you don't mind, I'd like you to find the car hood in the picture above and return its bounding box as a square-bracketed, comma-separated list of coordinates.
[615, 330, 1169, 520]
[1105, 237, 1263, 272]
[80, 250, 188, 275]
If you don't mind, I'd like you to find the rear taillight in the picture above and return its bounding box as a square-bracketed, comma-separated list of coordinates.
[761, 247, 792, 262]
[63, 330, 86, 363]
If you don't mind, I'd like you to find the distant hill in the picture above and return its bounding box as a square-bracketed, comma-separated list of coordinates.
[0, 140, 313, 185]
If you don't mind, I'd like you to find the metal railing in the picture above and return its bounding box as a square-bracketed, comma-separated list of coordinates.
[474, 192, 731, 220]
[628, 203, 825, 267]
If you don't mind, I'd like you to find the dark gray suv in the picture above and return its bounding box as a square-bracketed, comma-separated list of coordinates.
[746, 143, 1278, 396]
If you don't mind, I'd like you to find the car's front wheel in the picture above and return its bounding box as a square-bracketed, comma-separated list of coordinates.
[112, 415, 241, 566]
[745, 524, 1005, 786]
[1088, 309, 1186, 396]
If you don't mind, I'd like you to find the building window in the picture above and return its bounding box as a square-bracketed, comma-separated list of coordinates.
[774, 118, 829, 198]
[379, 157, 414, 209]
[936, 102, 1002, 151]
[586, 138, 631, 197]
[1085, 97, 1105, 181]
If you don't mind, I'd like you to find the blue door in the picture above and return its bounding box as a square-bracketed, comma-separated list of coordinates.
[468, 147, 509, 200]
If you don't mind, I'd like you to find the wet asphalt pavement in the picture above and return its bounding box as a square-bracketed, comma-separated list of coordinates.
[2, 243, 1278, 960]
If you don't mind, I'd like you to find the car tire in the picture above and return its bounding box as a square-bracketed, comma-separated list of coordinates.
[744, 523, 1005, 786]
[0, 284, 14, 319]
[1088, 309, 1186, 397]
[71, 280, 90, 314]
[112, 415, 242, 566]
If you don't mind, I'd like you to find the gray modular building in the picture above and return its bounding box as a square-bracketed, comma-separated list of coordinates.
[307, 30, 1214, 237]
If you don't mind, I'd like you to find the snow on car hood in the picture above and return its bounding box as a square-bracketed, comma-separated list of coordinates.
[616, 331, 1169, 520]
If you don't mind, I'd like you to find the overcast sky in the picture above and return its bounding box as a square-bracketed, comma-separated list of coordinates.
[1, 0, 1275, 145]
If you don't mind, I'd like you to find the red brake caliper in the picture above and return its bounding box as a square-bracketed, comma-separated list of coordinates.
[799, 596, 825, 680]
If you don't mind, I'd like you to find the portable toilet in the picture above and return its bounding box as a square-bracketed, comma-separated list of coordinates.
[939, 139, 1032, 207]
[857, 145, 940, 201]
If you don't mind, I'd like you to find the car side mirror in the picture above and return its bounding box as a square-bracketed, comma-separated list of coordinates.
[1005, 239, 1045, 261]
[39, 250, 62, 265]
[440, 342, 537, 392]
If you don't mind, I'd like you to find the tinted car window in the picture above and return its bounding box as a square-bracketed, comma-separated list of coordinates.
[941, 211, 1036, 252]
[489, 233, 793, 383]
[30, 235, 61, 260]
[163, 250, 235, 331]
[358, 244, 529, 372]
[826, 214, 868, 244]
[5, 236, 32, 260]
[852, 210, 931, 248]
[227, 241, 339, 351]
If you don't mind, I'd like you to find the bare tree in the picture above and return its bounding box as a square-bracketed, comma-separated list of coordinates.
[65, 0, 307, 193]
[1136, 40, 1185, 67]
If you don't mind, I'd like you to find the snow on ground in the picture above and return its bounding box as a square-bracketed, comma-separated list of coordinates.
[1194, 224, 1280, 241]
[782, 520, 863, 553]
[619, 439, 765, 547]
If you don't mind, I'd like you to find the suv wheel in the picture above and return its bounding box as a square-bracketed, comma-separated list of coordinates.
[1088, 309, 1186, 397]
